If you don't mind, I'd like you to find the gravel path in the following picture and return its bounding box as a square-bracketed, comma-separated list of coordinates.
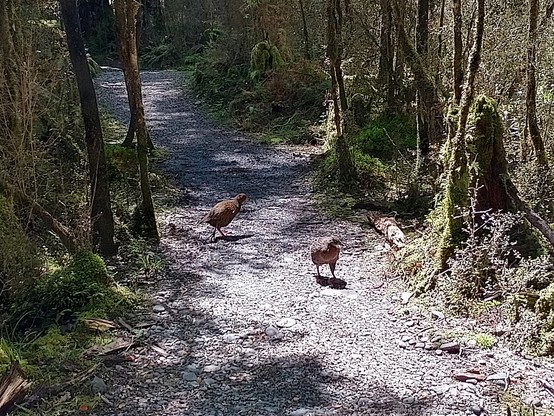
[94, 69, 554, 416]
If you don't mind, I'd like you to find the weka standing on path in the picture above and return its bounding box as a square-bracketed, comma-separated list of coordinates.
[311, 236, 345, 288]
[202, 193, 248, 241]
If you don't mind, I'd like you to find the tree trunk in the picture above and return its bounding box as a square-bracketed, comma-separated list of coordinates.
[392, 0, 440, 174]
[326, 0, 356, 182]
[415, 0, 433, 172]
[468, 97, 513, 213]
[298, 0, 311, 60]
[0, 362, 31, 415]
[117, 2, 154, 150]
[0, 0, 22, 147]
[59, 0, 117, 256]
[526, 0, 548, 166]
[423, 0, 485, 292]
[452, 0, 463, 104]
[330, 0, 348, 112]
[122, 111, 136, 147]
[114, 0, 159, 240]
[378, 0, 395, 112]
[438, 0, 446, 58]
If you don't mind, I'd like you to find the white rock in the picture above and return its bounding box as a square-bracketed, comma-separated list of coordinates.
[202, 365, 220, 373]
[290, 408, 311, 416]
[223, 333, 241, 343]
[320, 288, 358, 299]
[430, 384, 452, 395]
[152, 304, 166, 312]
[265, 326, 284, 340]
[276, 318, 297, 328]
[402, 396, 416, 405]
[431, 310, 445, 320]
[401, 291, 414, 304]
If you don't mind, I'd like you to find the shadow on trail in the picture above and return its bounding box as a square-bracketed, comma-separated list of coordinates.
[211, 234, 255, 243]
[180, 352, 432, 416]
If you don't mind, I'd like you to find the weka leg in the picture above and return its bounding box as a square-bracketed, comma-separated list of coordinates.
[329, 262, 337, 279]
[315, 265, 329, 286]
[217, 228, 229, 237]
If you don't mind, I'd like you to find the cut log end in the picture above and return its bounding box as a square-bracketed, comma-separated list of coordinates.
[0, 362, 32, 414]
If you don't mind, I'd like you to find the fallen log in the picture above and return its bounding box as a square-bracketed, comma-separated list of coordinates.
[0, 362, 31, 416]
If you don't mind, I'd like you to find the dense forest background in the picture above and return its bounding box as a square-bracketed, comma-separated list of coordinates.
[3, 0, 554, 413]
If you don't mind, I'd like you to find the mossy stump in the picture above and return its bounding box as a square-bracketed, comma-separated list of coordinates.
[250, 41, 284, 80]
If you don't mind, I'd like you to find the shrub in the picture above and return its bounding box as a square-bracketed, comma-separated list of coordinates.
[474, 333, 496, 349]
[34, 250, 108, 313]
[142, 42, 183, 69]
[0, 195, 40, 308]
[31, 327, 71, 362]
[353, 114, 417, 161]
[105, 143, 138, 183]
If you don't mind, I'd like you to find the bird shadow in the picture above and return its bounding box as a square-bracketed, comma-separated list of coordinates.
[315, 275, 348, 289]
[213, 233, 254, 243]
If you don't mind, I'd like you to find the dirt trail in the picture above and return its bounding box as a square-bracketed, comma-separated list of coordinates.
[94, 69, 554, 416]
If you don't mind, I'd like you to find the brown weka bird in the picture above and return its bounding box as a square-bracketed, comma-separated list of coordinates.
[310, 236, 345, 288]
[202, 193, 248, 241]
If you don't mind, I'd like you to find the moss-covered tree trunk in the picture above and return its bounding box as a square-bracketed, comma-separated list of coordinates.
[468, 97, 514, 213]
[424, 0, 485, 292]
[430, 100, 508, 290]
[428, 93, 554, 292]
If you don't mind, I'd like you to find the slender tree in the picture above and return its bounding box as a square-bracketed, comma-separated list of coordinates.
[326, 0, 356, 182]
[378, 0, 395, 112]
[0, 0, 22, 145]
[114, 0, 159, 240]
[59, 0, 117, 255]
[119, 0, 154, 150]
[452, 0, 463, 104]
[392, 0, 441, 174]
[525, 0, 548, 166]
[415, 0, 434, 171]
[298, 0, 311, 60]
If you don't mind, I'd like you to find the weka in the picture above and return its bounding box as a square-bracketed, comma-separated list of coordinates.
[202, 193, 248, 241]
[311, 236, 342, 280]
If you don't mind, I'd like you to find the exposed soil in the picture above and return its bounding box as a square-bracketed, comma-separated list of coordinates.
[93, 69, 554, 416]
